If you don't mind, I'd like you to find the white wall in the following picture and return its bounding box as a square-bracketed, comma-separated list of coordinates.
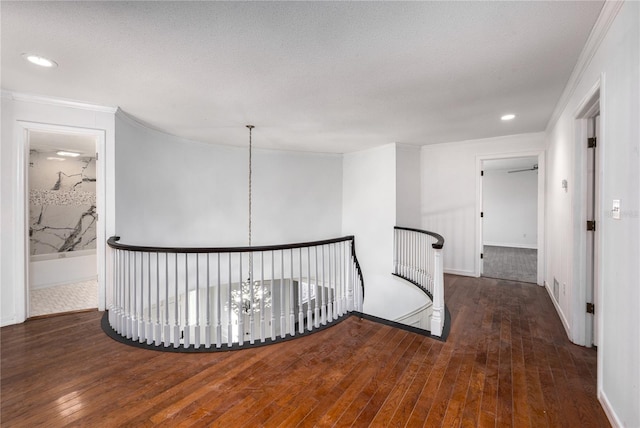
[343, 143, 426, 321]
[420, 133, 546, 277]
[545, 2, 639, 426]
[396, 145, 422, 229]
[483, 168, 538, 248]
[114, 112, 343, 248]
[1, 93, 115, 326]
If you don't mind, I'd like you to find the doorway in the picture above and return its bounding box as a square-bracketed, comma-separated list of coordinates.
[478, 153, 544, 284]
[27, 130, 99, 317]
[578, 91, 601, 349]
[14, 121, 107, 320]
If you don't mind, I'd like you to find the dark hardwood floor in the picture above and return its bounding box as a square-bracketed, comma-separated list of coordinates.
[1, 275, 610, 427]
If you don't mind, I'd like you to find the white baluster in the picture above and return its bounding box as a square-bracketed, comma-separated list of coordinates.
[339, 242, 343, 316]
[147, 252, 153, 345]
[215, 253, 221, 349]
[127, 251, 132, 338]
[139, 251, 145, 343]
[238, 254, 244, 346]
[298, 248, 304, 334]
[194, 254, 201, 349]
[249, 252, 255, 345]
[164, 253, 170, 347]
[118, 250, 124, 333]
[227, 254, 232, 347]
[173, 253, 179, 348]
[183, 254, 190, 348]
[132, 252, 138, 341]
[314, 246, 320, 328]
[321, 245, 327, 325]
[328, 243, 338, 322]
[336, 243, 341, 316]
[289, 249, 295, 336]
[205, 253, 211, 349]
[260, 252, 266, 342]
[111, 249, 116, 330]
[306, 247, 312, 332]
[280, 249, 285, 339]
[270, 250, 276, 341]
[155, 252, 161, 346]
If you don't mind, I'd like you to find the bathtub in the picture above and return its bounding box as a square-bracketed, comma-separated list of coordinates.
[30, 249, 97, 290]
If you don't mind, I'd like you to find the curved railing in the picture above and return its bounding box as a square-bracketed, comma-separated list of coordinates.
[106, 236, 364, 350]
[393, 226, 445, 337]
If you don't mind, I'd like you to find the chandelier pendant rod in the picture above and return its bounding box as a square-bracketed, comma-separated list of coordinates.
[247, 125, 255, 293]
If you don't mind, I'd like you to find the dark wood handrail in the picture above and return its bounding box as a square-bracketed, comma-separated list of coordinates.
[107, 234, 365, 301]
[351, 239, 365, 299]
[107, 235, 356, 254]
[393, 226, 444, 249]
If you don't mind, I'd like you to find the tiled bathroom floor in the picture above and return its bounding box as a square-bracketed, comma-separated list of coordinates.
[30, 279, 98, 317]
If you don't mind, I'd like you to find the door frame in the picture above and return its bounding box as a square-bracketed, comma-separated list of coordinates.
[573, 77, 603, 350]
[15, 121, 107, 319]
[475, 150, 546, 285]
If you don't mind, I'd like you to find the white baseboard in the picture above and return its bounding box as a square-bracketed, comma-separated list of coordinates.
[444, 268, 476, 277]
[598, 389, 623, 428]
[1, 314, 18, 327]
[394, 302, 432, 330]
[544, 282, 571, 339]
[483, 242, 537, 250]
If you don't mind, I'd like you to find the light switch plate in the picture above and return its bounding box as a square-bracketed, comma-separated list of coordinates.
[612, 199, 621, 219]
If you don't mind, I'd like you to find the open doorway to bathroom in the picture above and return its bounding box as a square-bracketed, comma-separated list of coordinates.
[480, 156, 539, 283]
[28, 130, 98, 317]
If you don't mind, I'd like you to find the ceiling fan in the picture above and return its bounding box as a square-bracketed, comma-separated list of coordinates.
[508, 164, 538, 173]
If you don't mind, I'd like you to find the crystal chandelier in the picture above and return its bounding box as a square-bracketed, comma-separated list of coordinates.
[228, 280, 272, 314]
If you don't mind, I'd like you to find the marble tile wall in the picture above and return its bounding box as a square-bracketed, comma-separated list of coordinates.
[29, 149, 97, 255]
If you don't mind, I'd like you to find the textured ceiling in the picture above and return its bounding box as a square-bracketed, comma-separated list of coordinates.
[1, 1, 603, 153]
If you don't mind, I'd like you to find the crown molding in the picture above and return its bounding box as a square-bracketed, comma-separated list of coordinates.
[2, 90, 117, 114]
[545, 0, 624, 132]
[395, 142, 422, 151]
[421, 131, 546, 150]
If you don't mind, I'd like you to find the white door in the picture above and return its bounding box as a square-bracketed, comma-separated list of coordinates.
[585, 113, 600, 347]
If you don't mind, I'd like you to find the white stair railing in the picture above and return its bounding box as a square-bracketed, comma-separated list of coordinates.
[393, 226, 445, 337]
[106, 236, 364, 350]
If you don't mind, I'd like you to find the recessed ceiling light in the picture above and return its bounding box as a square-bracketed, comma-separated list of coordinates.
[501, 114, 516, 121]
[46, 157, 66, 161]
[22, 53, 58, 68]
[56, 151, 80, 157]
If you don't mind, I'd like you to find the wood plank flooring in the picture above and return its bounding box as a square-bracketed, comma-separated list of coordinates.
[1, 275, 610, 427]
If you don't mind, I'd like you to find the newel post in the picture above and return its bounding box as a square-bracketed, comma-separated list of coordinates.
[430, 247, 444, 337]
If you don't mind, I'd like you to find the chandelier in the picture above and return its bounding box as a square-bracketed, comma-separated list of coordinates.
[228, 280, 272, 314]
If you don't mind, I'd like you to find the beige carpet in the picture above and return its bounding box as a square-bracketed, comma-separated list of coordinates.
[30, 279, 98, 317]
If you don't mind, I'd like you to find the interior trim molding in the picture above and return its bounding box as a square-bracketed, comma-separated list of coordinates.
[544, 281, 572, 341]
[444, 268, 476, 277]
[483, 242, 538, 250]
[545, 0, 623, 132]
[3, 90, 117, 114]
[599, 389, 623, 428]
